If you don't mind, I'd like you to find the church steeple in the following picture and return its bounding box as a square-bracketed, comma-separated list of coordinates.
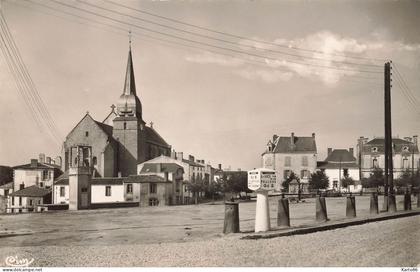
[116, 35, 143, 120]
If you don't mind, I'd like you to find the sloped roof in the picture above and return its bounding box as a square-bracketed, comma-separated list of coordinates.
[13, 162, 60, 170]
[125, 175, 168, 183]
[273, 136, 317, 153]
[140, 163, 184, 174]
[325, 149, 356, 163]
[0, 182, 13, 190]
[363, 137, 419, 153]
[91, 178, 124, 185]
[10, 185, 51, 197]
[95, 121, 113, 138]
[182, 159, 204, 168]
[145, 126, 171, 148]
[317, 162, 359, 169]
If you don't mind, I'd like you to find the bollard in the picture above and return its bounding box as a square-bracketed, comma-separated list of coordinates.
[388, 194, 397, 212]
[418, 192, 420, 208]
[346, 195, 356, 218]
[404, 190, 412, 211]
[223, 201, 240, 234]
[277, 197, 290, 227]
[255, 190, 270, 232]
[382, 194, 389, 211]
[315, 196, 328, 222]
[370, 193, 379, 214]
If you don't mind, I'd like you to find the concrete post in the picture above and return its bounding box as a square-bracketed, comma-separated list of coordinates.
[388, 194, 397, 212]
[404, 190, 412, 211]
[315, 196, 328, 222]
[223, 201, 239, 234]
[382, 195, 389, 211]
[277, 197, 290, 227]
[255, 190, 270, 232]
[346, 195, 356, 218]
[370, 193, 379, 214]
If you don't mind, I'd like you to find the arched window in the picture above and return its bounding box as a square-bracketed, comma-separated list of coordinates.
[123, 122, 127, 130]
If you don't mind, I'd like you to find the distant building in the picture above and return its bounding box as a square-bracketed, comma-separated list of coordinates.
[61, 45, 171, 178]
[357, 136, 420, 179]
[317, 148, 360, 191]
[262, 132, 317, 190]
[7, 185, 51, 213]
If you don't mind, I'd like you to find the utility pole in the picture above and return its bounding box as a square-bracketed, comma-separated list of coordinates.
[384, 61, 396, 212]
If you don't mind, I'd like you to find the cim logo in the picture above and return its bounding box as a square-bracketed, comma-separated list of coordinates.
[5, 255, 34, 267]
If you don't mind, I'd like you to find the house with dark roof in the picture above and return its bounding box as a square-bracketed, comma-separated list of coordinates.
[7, 185, 51, 213]
[317, 148, 361, 191]
[262, 132, 318, 190]
[61, 44, 171, 178]
[357, 136, 420, 179]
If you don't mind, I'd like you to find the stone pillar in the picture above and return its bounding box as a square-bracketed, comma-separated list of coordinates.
[370, 193, 379, 214]
[404, 190, 412, 211]
[277, 197, 290, 227]
[346, 195, 356, 218]
[255, 191, 270, 232]
[315, 196, 328, 222]
[223, 202, 239, 234]
[388, 194, 397, 212]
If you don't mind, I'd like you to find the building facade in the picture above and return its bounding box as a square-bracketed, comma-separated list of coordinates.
[262, 133, 317, 190]
[317, 148, 360, 191]
[357, 136, 420, 179]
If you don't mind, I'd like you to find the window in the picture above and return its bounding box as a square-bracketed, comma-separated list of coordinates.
[19, 197, 22, 206]
[343, 168, 349, 178]
[403, 146, 409, 152]
[403, 158, 409, 169]
[372, 158, 379, 168]
[85, 131, 89, 137]
[184, 186, 188, 193]
[60, 186, 65, 197]
[149, 198, 159, 206]
[283, 170, 291, 179]
[333, 180, 338, 188]
[39, 182, 44, 188]
[92, 157, 97, 166]
[12, 197, 14, 205]
[285, 156, 291, 167]
[105, 186, 112, 196]
[81, 188, 88, 193]
[126, 184, 133, 194]
[301, 170, 309, 178]
[123, 122, 127, 130]
[302, 156, 308, 166]
[150, 183, 157, 194]
[42, 170, 49, 180]
[29, 199, 33, 206]
[38, 200, 41, 205]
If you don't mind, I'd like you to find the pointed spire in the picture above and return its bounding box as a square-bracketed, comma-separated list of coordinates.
[123, 32, 136, 96]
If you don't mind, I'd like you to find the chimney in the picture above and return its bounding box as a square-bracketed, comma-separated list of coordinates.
[413, 135, 418, 146]
[312, 133, 315, 138]
[218, 164, 222, 170]
[176, 152, 183, 161]
[189, 155, 195, 162]
[46, 157, 51, 164]
[171, 150, 176, 159]
[39, 153, 45, 163]
[349, 148, 354, 156]
[327, 148, 332, 155]
[30, 159, 38, 168]
[273, 134, 279, 142]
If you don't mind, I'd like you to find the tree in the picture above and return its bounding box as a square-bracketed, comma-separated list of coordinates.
[220, 171, 250, 199]
[395, 169, 411, 189]
[363, 168, 384, 188]
[341, 176, 355, 191]
[309, 170, 329, 190]
[282, 171, 299, 192]
[187, 174, 205, 204]
[0, 166, 13, 186]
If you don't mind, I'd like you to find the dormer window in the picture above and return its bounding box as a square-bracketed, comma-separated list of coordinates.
[372, 147, 378, 152]
[402, 146, 409, 152]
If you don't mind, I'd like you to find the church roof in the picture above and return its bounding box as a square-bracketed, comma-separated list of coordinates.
[95, 121, 113, 138]
[124, 48, 136, 96]
[145, 126, 171, 148]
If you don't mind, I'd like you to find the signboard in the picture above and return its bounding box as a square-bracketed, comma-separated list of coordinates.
[248, 168, 276, 191]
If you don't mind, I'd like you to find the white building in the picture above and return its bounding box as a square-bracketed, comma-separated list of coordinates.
[317, 148, 361, 192]
[13, 159, 62, 191]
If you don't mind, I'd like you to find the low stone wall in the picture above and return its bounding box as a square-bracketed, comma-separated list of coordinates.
[90, 202, 139, 209]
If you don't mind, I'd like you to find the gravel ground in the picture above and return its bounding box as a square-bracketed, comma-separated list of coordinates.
[0, 215, 419, 267]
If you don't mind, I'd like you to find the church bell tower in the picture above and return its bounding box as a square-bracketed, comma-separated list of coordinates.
[112, 40, 147, 176]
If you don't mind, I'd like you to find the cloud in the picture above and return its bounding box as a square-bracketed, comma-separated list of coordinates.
[184, 30, 420, 86]
[235, 69, 293, 83]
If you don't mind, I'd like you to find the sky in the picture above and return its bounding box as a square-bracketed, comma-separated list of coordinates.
[0, 0, 419, 170]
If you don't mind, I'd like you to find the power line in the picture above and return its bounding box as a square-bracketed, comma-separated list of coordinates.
[79, 0, 382, 69]
[44, 0, 382, 74]
[104, 0, 387, 63]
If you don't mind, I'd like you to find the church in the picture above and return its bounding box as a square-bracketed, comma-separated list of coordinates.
[61, 45, 171, 178]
